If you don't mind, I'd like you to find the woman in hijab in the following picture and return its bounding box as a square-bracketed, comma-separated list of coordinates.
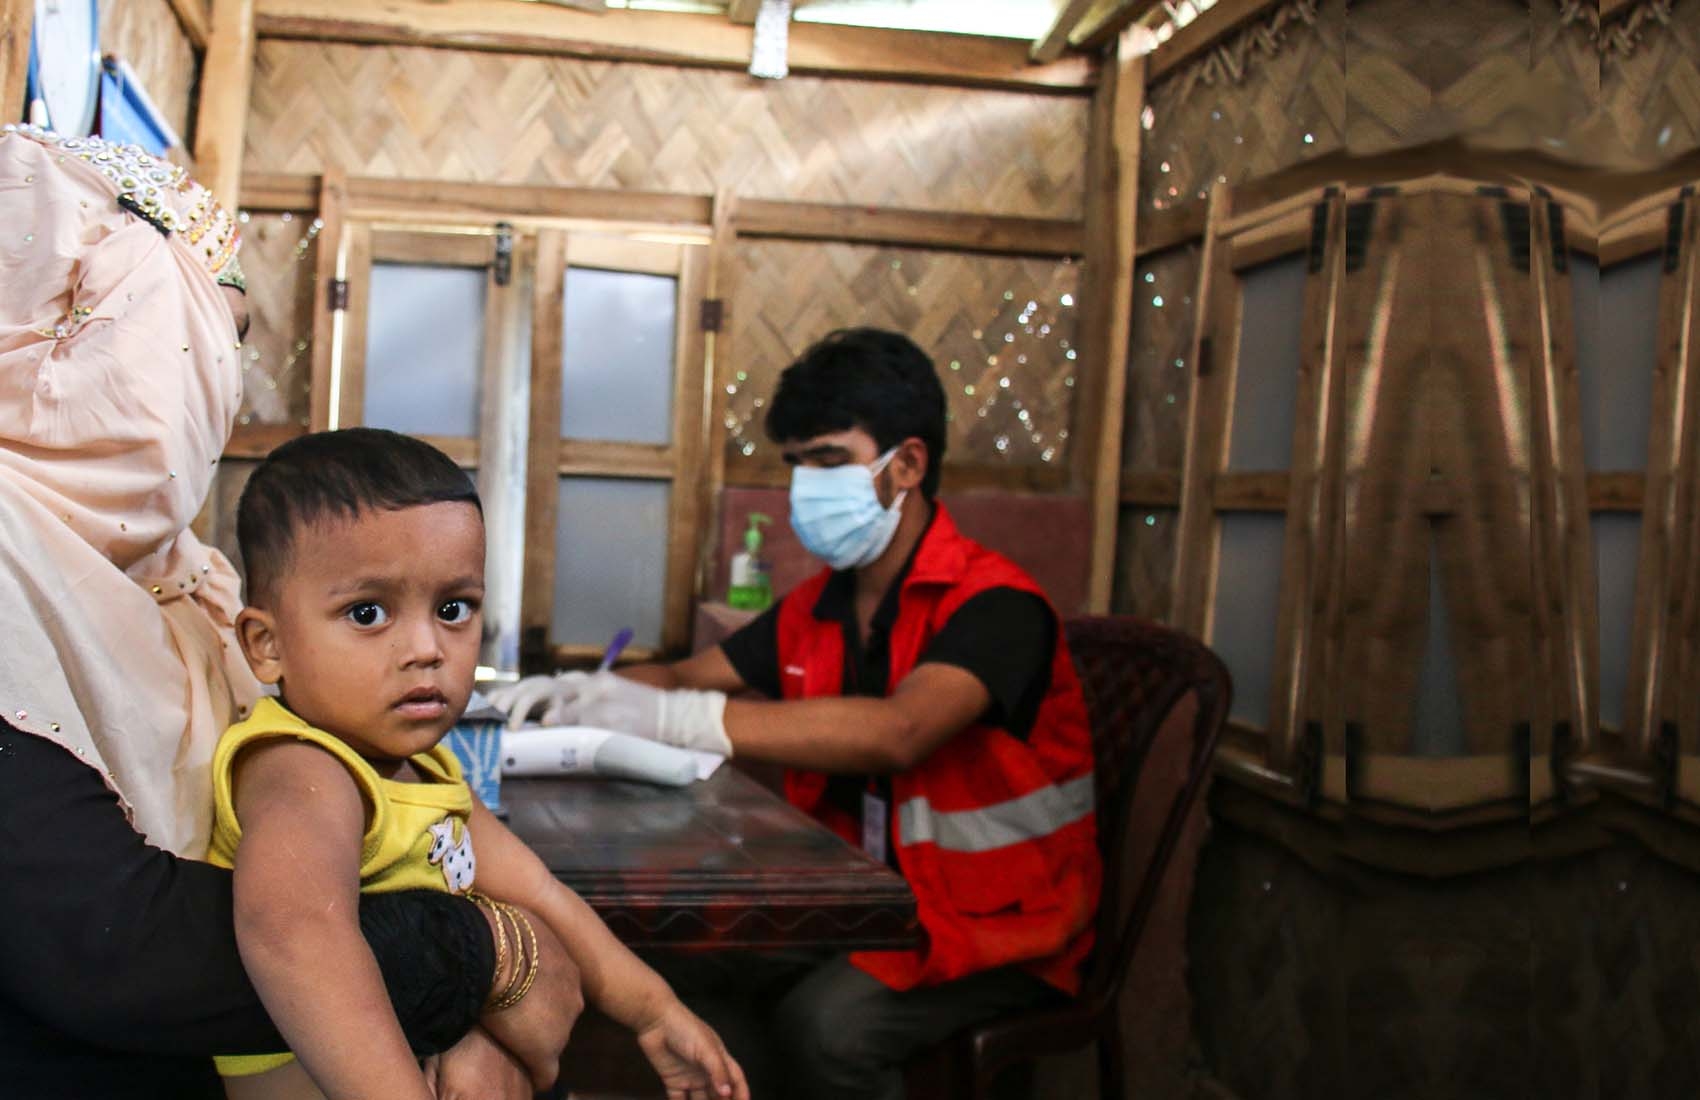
[0, 125, 579, 1099]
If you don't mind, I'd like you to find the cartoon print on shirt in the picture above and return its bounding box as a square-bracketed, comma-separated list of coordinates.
[426, 817, 476, 893]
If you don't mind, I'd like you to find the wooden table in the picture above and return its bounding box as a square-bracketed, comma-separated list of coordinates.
[504, 765, 919, 952]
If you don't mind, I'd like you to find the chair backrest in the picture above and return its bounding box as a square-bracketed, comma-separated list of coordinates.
[1063, 615, 1231, 1011]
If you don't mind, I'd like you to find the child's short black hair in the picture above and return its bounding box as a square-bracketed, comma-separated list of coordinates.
[763, 327, 949, 499]
[238, 427, 481, 606]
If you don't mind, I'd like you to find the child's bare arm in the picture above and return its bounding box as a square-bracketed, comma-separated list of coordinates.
[230, 740, 434, 1100]
[465, 799, 747, 1100]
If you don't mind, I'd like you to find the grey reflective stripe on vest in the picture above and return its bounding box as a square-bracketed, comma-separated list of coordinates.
[896, 773, 1095, 853]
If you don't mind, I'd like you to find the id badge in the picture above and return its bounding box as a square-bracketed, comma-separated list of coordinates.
[861, 789, 889, 863]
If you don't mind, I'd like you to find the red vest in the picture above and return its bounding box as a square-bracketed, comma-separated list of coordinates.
[776, 505, 1100, 993]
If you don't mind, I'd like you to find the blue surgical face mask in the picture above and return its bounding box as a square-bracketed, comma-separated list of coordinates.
[789, 447, 908, 571]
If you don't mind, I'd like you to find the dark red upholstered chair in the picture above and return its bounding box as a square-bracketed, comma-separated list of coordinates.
[907, 615, 1231, 1100]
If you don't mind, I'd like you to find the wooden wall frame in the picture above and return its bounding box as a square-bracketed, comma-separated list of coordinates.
[1526, 191, 1668, 804]
[1625, 191, 1700, 779]
[0, 0, 30, 125]
[522, 229, 567, 668]
[193, 0, 256, 209]
[1267, 189, 1347, 795]
[1528, 189, 1595, 796]
[1170, 181, 1345, 800]
[1082, 32, 1144, 614]
[307, 168, 347, 432]
[1171, 185, 1342, 631]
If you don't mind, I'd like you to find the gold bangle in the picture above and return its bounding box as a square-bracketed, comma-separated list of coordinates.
[508, 904, 539, 1006]
[488, 900, 540, 1011]
[492, 904, 528, 1008]
[470, 892, 509, 1009]
[499, 903, 527, 1002]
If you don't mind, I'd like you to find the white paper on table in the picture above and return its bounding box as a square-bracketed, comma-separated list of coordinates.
[501, 725, 725, 785]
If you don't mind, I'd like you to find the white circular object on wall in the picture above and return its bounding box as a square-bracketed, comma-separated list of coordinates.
[29, 0, 101, 137]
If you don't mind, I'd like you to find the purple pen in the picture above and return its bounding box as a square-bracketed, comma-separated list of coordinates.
[597, 627, 635, 672]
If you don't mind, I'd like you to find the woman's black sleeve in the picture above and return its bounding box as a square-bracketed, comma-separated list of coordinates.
[0, 724, 493, 1057]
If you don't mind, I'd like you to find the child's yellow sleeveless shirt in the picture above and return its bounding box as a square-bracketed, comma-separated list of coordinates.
[206, 697, 477, 1076]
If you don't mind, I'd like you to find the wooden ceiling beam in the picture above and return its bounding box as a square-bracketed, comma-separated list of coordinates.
[1073, 0, 1163, 53]
[192, 0, 255, 208]
[1031, 0, 1100, 63]
[253, 0, 1097, 91]
[726, 0, 762, 26]
[165, 0, 210, 49]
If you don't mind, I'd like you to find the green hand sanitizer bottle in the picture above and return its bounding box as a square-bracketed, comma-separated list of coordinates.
[727, 513, 773, 611]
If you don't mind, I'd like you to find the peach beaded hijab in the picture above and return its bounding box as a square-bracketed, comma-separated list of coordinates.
[0, 126, 260, 856]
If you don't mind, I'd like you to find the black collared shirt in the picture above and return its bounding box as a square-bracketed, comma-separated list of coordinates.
[719, 509, 1057, 844]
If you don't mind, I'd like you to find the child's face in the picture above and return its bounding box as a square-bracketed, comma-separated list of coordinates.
[236, 502, 486, 763]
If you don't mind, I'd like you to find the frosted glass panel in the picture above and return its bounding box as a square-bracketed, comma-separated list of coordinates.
[1587, 255, 1660, 471]
[561, 267, 677, 444]
[1594, 513, 1642, 732]
[552, 478, 669, 648]
[364, 264, 486, 438]
[1227, 254, 1306, 470]
[1411, 534, 1464, 756]
[1210, 514, 1286, 729]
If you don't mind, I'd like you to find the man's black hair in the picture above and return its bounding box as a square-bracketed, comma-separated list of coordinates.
[237, 427, 481, 606]
[763, 327, 949, 499]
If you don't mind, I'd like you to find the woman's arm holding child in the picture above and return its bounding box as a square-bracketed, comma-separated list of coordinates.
[464, 799, 749, 1100]
[230, 740, 435, 1100]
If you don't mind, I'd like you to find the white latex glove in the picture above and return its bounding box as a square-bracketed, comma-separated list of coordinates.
[494, 671, 732, 757]
[487, 674, 584, 730]
[561, 670, 732, 757]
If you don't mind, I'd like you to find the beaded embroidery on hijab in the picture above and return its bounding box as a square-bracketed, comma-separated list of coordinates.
[3, 123, 246, 291]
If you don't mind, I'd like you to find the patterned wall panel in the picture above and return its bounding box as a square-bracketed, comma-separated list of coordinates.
[1122, 244, 1200, 472]
[1529, 0, 1612, 164]
[1343, 0, 1535, 155]
[244, 42, 1089, 219]
[724, 239, 1084, 473]
[234, 212, 320, 429]
[1599, 0, 1700, 166]
[1141, 0, 1346, 214]
[102, 0, 199, 145]
[1138, 0, 1678, 210]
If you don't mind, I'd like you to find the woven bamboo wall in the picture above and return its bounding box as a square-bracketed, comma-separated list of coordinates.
[1137, 0, 1654, 211]
[1112, 506, 1177, 621]
[1140, 0, 1347, 214]
[724, 239, 1084, 475]
[243, 42, 1089, 219]
[1342, 0, 1570, 157]
[1597, 0, 1700, 166]
[235, 212, 319, 429]
[1122, 245, 1200, 472]
[102, 0, 199, 145]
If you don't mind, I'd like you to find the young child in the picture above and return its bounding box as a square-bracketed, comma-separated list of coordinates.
[207, 427, 747, 1100]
